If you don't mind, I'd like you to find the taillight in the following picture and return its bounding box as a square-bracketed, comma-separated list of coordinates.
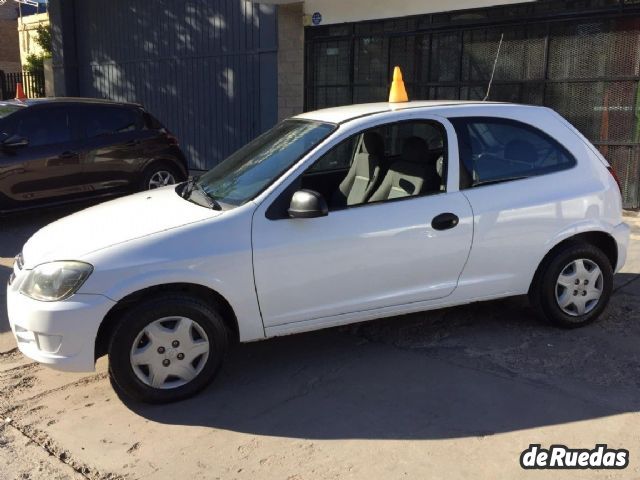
[607, 166, 622, 192]
[162, 128, 179, 146]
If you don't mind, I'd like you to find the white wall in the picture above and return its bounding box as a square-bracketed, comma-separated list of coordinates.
[301, 0, 534, 25]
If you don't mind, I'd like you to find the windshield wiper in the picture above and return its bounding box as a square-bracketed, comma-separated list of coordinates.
[180, 175, 200, 199]
[181, 176, 221, 210]
[473, 176, 529, 187]
[191, 182, 222, 210]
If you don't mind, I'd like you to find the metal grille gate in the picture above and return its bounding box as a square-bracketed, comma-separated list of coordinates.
[304, 0, 640, 209]
[70, 0, 277, 171]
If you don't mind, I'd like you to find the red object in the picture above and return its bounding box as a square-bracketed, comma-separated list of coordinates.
[607, 166, 622, 192]
[15, 82, 27, 100]
[164, 129, 179, 146]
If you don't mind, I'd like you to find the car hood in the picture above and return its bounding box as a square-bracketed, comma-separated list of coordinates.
[22, 186, 221, 267]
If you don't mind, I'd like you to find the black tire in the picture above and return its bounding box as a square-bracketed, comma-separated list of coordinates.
[108, 294, 228, 403]
[139, 161, 185, 191]
[529, 242, 613, 328]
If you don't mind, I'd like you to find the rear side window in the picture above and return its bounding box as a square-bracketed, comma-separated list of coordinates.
[143, 111, 164, 130]
[450, 117, 576, 188]
[85, 106, 140, 138]
[13, 108, 72, 147]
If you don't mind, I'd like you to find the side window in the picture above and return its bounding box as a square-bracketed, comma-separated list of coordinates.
[307, 136, 357, 173]
[15, 108, 72, 147]
[299, 120, 447, 211]
[85, 106, 140, 138]
[450, 117, 576, 188]
[143, 111, 164, 130]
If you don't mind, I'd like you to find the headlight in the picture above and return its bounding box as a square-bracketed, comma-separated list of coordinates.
[20, 261, 93, 302]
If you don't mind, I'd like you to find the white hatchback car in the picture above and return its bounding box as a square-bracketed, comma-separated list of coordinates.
[8, 101, 630, 403]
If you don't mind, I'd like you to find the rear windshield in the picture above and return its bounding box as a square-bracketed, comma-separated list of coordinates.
[0, 104, 21, 119]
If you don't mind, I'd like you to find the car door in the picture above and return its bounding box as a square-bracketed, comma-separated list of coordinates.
[78, 104, 144, 193]
[0, 105, 84, 210]
[448, 115, 586, 298]
[251, 115, 474, 328]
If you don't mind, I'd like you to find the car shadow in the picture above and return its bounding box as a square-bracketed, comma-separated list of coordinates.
[123, 293, 640, 440]
[614, 272, 640, 293]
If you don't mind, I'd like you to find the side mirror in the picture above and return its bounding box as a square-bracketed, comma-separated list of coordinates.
[2, 134, 28, 148]
[288, 189, 328, 219]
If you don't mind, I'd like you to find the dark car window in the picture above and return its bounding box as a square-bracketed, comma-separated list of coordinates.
[85, 106, 140, 138]
[450, 117, 576, 188]
[0, 104, 21, 119]
[11, 108, 73, 147]
[143, 111, 164, 130]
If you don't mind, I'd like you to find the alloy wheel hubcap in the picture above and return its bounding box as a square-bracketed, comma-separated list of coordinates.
[555, 258, 603, 317]
[148, 170, 176, 189]
[130, 316, 209, 389]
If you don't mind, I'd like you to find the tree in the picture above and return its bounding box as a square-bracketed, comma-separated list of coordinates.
[34, 24, 52, 57]
[23, 23, 52, 73]
[23, 53, 44, 73]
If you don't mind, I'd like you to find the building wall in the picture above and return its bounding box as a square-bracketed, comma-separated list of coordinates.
[18, 13, 50, 66]
[0, 1, 21, 73]
[302, 0, 534, 25]
[277, 3, 304, 121]
[49, 0, 278, 171]
[304, 0, 640, 209]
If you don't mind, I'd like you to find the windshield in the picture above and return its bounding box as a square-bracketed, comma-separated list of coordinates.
[196, 119, 335, 206]
[0, 104, 21, 119]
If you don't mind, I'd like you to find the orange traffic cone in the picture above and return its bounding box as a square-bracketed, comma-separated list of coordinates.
[388, 66, 408, 103]
[15, 82, 27, 101]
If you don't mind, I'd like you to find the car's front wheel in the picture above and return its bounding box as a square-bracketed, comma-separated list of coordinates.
[108, 294, 228, 403]
[529, 242, 613, 328]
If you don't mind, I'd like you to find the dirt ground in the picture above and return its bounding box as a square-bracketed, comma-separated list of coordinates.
[1, 206, 639, 480]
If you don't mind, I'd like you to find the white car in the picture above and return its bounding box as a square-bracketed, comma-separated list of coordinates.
[7, 101, 630, 403]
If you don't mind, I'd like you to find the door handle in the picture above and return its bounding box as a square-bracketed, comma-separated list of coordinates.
[125, 139, 140, 147]
[58, 150, 78, 159]
[431, 212, 459, 231]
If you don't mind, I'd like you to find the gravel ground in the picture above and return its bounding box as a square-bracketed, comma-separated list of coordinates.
[1, 207, 639, 479]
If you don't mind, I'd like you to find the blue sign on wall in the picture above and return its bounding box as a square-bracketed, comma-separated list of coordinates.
[311, 12, 322, 25]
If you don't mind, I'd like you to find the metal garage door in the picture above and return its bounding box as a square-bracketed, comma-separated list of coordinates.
[71, 0, 277, 171]
[304, 0, 640, 209]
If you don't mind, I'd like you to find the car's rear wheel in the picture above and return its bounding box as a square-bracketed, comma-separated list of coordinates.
[529, 242, 613, 328]
[108, 294, 228, 403]
[140, 162, 183, 191]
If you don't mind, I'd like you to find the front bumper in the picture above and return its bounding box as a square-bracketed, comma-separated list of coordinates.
[7, 284, 115, 372]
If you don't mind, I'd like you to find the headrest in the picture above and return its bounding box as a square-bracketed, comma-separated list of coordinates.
[362, 131, 384, 156]
[427, 135, 443, 151]
[504, 139, 537, 165]
[401, 136, 428, 164]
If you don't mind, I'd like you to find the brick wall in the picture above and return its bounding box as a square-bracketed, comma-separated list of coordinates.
[0, 19, 20, 72]
[277, 3, 304, 121]
[0, 0, 20, 72]
[0, 1, 18, 20]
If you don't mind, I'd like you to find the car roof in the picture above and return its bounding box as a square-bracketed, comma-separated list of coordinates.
[0, 97, 141, 108]
[294, 100, 516, 124]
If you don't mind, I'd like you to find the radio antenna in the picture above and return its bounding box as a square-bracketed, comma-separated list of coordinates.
[483, 33, 504, 101]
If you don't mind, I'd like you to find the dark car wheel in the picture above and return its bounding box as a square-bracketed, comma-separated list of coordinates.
[108, 294, 229, 403]
[529, 242, 613, 328]
[140, 162, 184, 191]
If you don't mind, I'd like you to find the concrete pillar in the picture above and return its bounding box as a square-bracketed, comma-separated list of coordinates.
[277, 3, 305, 121]
[43, 58, 54, 97]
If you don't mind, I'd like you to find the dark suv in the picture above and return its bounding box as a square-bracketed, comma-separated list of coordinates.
[0, 98, 188, 213]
